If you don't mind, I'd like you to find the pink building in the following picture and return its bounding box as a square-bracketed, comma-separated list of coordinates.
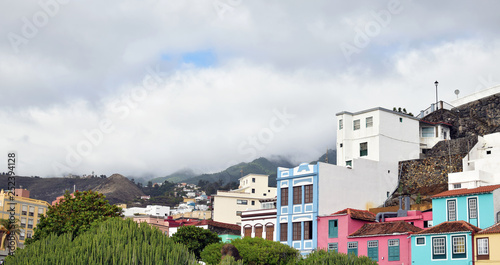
[348, 221, 422, 264]
[317, 208, 376, 253]
[130, 215, 169, 235]
[384, 209, 433, 229]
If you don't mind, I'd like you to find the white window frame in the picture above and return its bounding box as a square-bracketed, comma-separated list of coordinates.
[366, 116, 373, 128]
[477, 238, 488, 255]
[452, 236, 466, 254]
[416, 237, 426, 246]
[447, 199, 457, 221]
[339, 119, 343, 130]
[468, 197, 477, 219]
[433, 237, 446, 255]
[388, 239, 399, 247]
[348, 242, 358, 249]
[353, 119, 360, 130]
[421, 127, 434, 137]
[367, 241, 378, 248]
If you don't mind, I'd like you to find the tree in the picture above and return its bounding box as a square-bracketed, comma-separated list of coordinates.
[5, 218, 197, 265]
[29, 190, 122, 243]
[171, 225, 221, 259]
[0, 218, 21, 249]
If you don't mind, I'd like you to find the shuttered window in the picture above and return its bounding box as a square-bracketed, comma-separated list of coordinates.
[328, 219, 338, 238]
[367, 241, 378, 261]
[388, 239, 400, 261]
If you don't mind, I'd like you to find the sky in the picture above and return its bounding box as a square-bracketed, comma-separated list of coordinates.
[1, 0, 500, 178]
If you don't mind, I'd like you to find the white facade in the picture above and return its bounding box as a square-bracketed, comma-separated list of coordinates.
[240, 208, 277, 241]
[123, 205, 170, 217]
[212, 174, 277, 225]
[451, 84, 500, 107]
[448, 133, 500, 189]
[170, 203, 195, 215]
[336, 107, 420, 167]
[419, 122, 452, 153]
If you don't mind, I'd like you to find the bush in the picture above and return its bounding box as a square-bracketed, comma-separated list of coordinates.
[5, 218, 197, 265]
[171, 225, 221, 259]
[201, 237, 300, 265]
[297, 250, 378, 265]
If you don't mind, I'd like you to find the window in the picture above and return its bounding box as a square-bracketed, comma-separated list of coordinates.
[22, 205, 27, 215]
[328, 220, 338, 238]
[328, 243, 338, 253]
[339, 143, 343, 148]
[416, 237, 425, 245]
[293, 222, 301, 241]
[347, 242, 358, 256]
[304, 221, 312, 240]
[448, 200, 456, 221]
[469, 198, 477, 219]
[237, 200, 248, 205]
[486, 150, 491, 155]
[19, 231, 25, 241]
[477, 238, 489, 260]
[422, 127, 434, 137]
[304, 185, 313, 203]
[252, 188, 255, 194]
[280, 223, 287, 241]
[244, 226, 252, 237]
[388, 239, 400, 261]
[29, 206, 35, 216]
[367, 240, 378, 261]
[265, 225, 274, 241]
[27, 232, 32, 239]
[424, 220, 433, 228]
[281, 188, 288, 206]
[453, 183, 462, 189]
[255, 225, 263, 238]
[360, 142, 368, 157]
[399, 117, 403, 123]
[28, 219, 33, 229]
[366, 117, 373, 128]
[339, 119, 343, 130]
[452, 236, 466, 259]
[20, 217, 26, 227]
[252, 178, 255, 183]
[346, 160, 352, 167]
[353, 119, 360, 130]
[251, 201, 255, 206]
[293, 186, 302, 205]
[432, 237, 446, 260]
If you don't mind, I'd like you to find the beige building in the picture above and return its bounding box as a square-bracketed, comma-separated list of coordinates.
[0, 188, 50, 248]
[212, 174, 276, 225]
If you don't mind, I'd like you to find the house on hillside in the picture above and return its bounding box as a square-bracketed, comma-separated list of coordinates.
[431, 185, 500, 229]
[475, 222, 500, 264]
[212, 174, 276, 225]
[411, 221, 480, 264]
[348, 221, 422, 264]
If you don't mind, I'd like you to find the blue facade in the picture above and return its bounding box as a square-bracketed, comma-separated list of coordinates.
[432, 193, 495, 229]
[276, 163, 319, 255]
[411, 232, 473, 265]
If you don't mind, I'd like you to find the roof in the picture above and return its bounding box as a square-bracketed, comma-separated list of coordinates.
[187, 220, 241, 231]
[413, 221, 480, 235]
[336, 107, 420, 121]
[331, 208, 376, 222]
[420, 120, 453, 127]
[477, 222, 500, 235]
[432, 185, 500, 199]
[349, 221, 422, 237]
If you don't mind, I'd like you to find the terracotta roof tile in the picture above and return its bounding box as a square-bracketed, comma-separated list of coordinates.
[187, 220, 241, 231]
[432, 185, 500, 199]
[477, 222, 500, 235]
[331, 208, 376, 222]
[413, 221, 481, 235]
[349, 221, 422, 237]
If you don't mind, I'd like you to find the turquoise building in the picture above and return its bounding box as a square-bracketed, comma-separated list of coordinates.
[431, 185, 500, 229]
[276, 163, 319, 255]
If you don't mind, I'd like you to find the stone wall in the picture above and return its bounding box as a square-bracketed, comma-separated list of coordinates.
[424, 136, 477, 158]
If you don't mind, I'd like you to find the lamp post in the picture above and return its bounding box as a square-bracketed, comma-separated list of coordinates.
[434, 80, 439, 110]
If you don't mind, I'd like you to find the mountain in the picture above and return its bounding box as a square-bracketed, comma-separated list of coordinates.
[149, 168, 197, 184]
[310, 149, 336, 165]
[0, 173, 144, 205]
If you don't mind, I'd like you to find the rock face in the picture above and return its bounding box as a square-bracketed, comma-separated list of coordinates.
[92, 174, 145, 204]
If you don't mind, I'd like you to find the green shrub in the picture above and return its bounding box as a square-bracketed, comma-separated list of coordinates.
[297, 250, 378, 265]
[220, 256, 245, 265]
[200, 242, 225, 265]
[5, 218, 197, 265]
[171, 225, 221, 259]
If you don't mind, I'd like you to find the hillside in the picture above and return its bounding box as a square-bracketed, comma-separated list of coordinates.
[149, 168, 197, 184]
[0, 174, 144, 205]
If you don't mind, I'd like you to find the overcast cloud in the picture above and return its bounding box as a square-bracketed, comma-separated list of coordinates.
[1, 0, 500, 178]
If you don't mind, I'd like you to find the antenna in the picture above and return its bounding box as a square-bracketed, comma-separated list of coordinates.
[325, 148, 329, 163]
[454, 89, 460, 98]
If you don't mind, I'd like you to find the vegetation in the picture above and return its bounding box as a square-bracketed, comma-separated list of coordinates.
[0, 218, 21, 248]
[5, 218, 197, 265]
[393, 107, 414, 117]
[172, 225, 221, 259]
[201, 237, 300, 265]
[29, 190, 122, 243]
[296, 250, 378, 265]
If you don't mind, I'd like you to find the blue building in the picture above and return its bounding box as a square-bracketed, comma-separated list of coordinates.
[431, 184, 500, 229]
[276, 163, 319, 255]
[411, 221, 480, 264]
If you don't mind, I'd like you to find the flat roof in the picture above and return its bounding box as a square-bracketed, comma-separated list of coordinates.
[336, 107, 420, 121]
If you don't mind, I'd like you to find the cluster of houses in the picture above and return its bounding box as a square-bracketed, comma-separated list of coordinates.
[209, 85, 500, 264]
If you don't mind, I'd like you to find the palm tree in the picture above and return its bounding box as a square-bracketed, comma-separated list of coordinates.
[0, 218, 21, 250]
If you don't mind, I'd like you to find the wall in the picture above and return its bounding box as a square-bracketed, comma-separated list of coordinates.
[352, 235, 411, 265]
[316, 214, 369, 253]
[411, 233, 473, 264]
[475, 233, 500, 264]
[432, 193, 495, 229]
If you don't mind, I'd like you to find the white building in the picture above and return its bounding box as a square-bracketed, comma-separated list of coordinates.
[123, 205, 170, 217]
[336, 107, 421, 168]
[419, 120, 452, 154]
[448, 132, 500, 190]
[240, 198, 277, 241]
[170, 203, 195, 215]
[212, 174, 277, 225]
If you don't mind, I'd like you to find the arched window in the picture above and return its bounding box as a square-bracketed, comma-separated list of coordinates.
[244, 225, 252, 238]
[254, 224, 263, 238]
[265, 223, 275, 241]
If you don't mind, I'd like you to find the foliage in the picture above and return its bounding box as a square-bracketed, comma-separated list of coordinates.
[5, 218, 197, 265]
[220, 256, 245, 265]
[393, 107, 414, 117]
[201, 237, 300, 265]
[296, 250, 378, 265]
[0, 218, 21, 247]
[29, 190, 122, 243]
[172, 225, 221, 259]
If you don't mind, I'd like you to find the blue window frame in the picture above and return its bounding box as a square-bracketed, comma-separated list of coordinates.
[388, 239, 400, 261]
[367, 240, 378, 261]
[328, 242, 338, 253]
[347, 242, 358, 256]
[328, 220, 338, 238]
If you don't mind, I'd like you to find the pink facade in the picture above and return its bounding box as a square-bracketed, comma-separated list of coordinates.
[349, 234, 411, 264]
[317, 208, 375, 253]
[385, 210, 433, 229]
